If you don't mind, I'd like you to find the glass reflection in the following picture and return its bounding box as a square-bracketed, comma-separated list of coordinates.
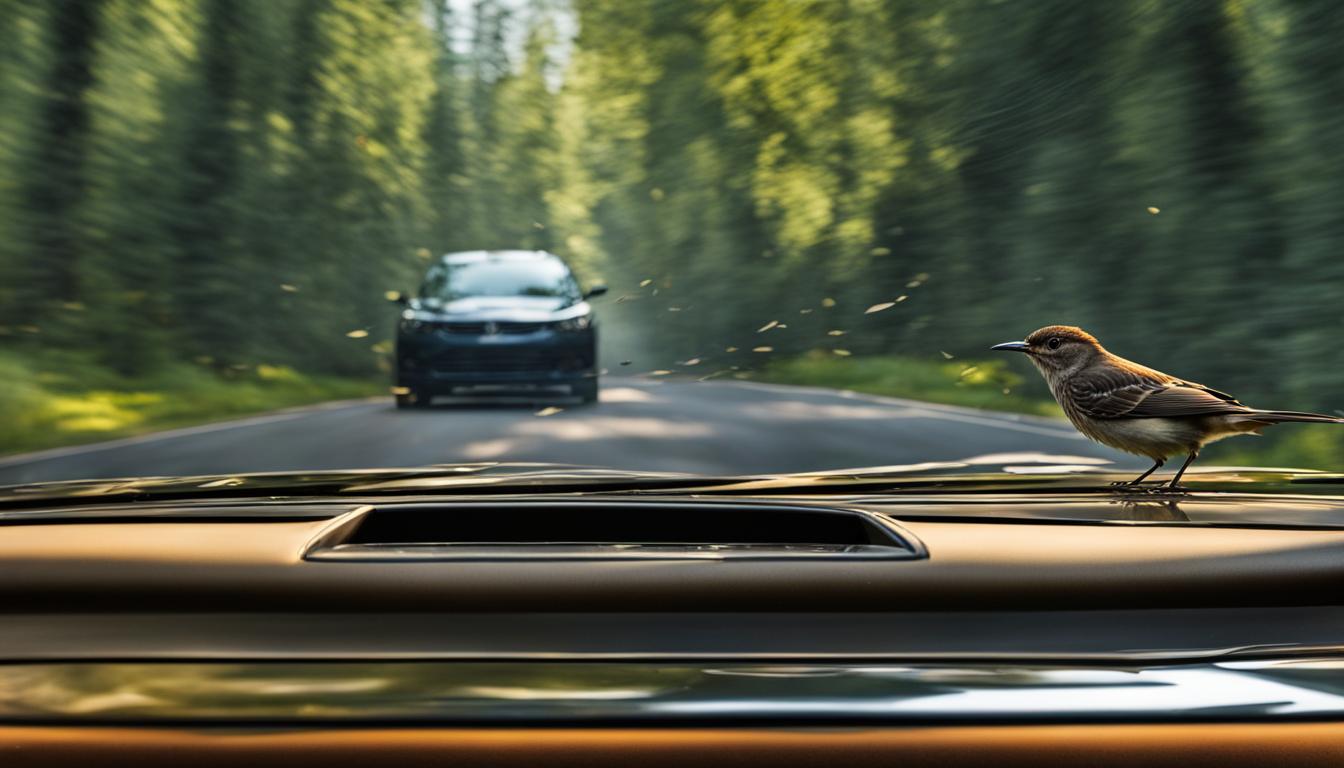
[3, 660, 1344, 723]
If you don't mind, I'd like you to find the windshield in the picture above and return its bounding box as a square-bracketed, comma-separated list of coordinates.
[420, 257, 580, 302]
[1, 1, 1343, 507]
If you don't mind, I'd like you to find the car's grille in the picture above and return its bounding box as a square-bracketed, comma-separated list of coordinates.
[435, 321, 547, 335]
[426, 348, 575, 373]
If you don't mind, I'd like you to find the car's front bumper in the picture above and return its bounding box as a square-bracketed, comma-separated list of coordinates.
[396, 328, 596, 392]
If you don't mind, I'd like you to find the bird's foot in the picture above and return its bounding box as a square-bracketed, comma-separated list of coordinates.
[1111, 485, 1166, 496]
[1110, 479, 1163, 490]
[1123, 484, 1190, 495]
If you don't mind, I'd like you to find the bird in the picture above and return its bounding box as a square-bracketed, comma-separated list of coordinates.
[991, 325, 1344, 489]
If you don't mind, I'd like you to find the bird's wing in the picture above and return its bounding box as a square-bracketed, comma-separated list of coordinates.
[1067, 370, 1249, 420]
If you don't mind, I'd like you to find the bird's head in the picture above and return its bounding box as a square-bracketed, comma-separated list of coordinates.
[991, 325, 1103, 375]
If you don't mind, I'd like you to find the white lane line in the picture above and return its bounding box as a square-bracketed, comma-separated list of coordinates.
[720, 380, 1086, 440]
[0, 398, 384, 469]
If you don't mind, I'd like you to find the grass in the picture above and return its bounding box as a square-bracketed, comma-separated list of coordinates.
[755, 351, 1344, 473]
[0, 350, 383, 457]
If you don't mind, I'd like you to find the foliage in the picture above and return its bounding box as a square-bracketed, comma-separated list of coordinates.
[0, 350, 379, 456]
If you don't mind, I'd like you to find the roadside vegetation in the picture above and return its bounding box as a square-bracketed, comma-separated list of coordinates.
[0, 352, 380, 457]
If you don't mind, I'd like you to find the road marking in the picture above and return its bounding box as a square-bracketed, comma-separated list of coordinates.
[721, 380, 1087, 440]
[0, 398, 384, 469]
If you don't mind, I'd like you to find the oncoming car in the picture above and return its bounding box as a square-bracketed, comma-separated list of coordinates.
[393, 250, 606, 407]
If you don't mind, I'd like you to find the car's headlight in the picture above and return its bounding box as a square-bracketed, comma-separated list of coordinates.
[554, 314, 592, 332]
[400, 310, 433, 333]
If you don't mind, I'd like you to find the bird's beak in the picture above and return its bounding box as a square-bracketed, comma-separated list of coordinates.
[990, 341, 1030, 353]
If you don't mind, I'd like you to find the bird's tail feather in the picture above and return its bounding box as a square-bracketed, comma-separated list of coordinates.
[1245, 409, 1344, 424]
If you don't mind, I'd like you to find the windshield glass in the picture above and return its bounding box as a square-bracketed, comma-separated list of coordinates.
[1, 1, 1343, 509]
[421, 257, 580, 302]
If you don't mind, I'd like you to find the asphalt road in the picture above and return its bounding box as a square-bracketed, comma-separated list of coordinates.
[0, 378, 1136, 484]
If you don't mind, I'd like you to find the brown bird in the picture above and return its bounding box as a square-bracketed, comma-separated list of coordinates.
[991, 325, 1344, 489]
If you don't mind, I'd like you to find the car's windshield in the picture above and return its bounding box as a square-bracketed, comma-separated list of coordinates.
[2, 1, 1343, 507]
[420, 257, 580, 302]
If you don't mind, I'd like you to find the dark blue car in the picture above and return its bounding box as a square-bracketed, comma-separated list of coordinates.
[394, 250, 605, 407]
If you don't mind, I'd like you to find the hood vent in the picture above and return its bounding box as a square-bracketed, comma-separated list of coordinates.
[304, 501, 924, 562]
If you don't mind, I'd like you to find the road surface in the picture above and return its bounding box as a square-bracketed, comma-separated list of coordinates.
[0, 378, 1136, 484]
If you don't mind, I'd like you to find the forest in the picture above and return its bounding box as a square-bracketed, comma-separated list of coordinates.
[3, 1, 1344, 466]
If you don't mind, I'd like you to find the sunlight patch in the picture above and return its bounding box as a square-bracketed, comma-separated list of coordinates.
[597, 387, 656, 403]
[514, 417, 713, 441]
[461, 439, 519, 459]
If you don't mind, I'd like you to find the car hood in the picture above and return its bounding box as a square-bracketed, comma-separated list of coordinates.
[415, 296, 586, 321]
[4, 461, 1344, 528]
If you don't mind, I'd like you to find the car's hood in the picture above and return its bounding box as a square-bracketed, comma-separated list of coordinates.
[4, 461, 1344, 529]
[415, 296, 586, 321]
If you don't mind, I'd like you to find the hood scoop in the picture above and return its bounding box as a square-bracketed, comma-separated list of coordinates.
[304, 501, 924, 562]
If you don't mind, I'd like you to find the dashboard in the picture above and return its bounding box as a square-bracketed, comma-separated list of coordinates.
[3, 492, 1344, 765]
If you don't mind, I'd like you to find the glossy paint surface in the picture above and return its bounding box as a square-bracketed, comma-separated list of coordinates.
[3, 660, 1344, 724]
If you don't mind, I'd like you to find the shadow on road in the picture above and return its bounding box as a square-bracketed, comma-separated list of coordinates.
[396, 396, 593, 412]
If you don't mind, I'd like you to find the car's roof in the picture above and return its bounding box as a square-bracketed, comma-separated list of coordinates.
[440, 250, 560, 265]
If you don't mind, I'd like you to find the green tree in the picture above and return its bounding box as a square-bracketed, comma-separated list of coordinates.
[11, 0, 106, 330]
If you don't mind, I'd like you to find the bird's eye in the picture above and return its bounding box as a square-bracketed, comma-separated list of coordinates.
[1046, 337, 1062, 350]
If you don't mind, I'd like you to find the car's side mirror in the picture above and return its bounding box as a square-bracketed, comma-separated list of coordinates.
[585, 285, 608, 299]
[386, 290, 410, 306]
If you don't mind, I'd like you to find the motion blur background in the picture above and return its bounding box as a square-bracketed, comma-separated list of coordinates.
[2, 0, 1343, 469]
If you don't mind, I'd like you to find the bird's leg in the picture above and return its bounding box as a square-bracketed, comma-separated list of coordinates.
[1166, 451, 1199, 491]
[1113, 458, 1164, 487]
